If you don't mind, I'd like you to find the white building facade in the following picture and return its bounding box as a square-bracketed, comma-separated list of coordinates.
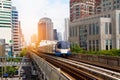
[0, 0, 12, 55]
[101, 0, 120, 12]
[69, 10, 120, 51]
[64, 18, 69, 41]
[12, 7, 22, 55]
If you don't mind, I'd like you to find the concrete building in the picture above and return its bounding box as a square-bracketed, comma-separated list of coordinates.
[18, 21, 25, 48]
[101, 0, 120, 12]
[53, 29, 58, 40]
[0, 0, 12, 56]
[12, 7, 22, 56]
[69, 10, 120, 51]
[38, 17, 53, 43]
[95, 0, 101, 14]
[64, 18, 69, 41]
[69, 0, 120, 51]
[57, 32, 62, 41]
[31, 34, 38, 48]
[20, 33, 26, 48]
[31, 34, 37, 43]
[70, 0, 95, 22]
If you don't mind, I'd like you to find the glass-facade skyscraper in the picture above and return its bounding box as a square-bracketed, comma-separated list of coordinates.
[0, 0, 12, 56]
[0, 0, 12, 44]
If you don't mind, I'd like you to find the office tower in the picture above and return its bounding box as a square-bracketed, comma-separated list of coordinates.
[53, 29, 58, 40]
[31, 34, 37, 43]
[0, 0, 12, 56]
[57, 32, 62, 41]
[12, 7, 22, 56]
[64, 18, 69, 41]
[38, 17, 53, 43]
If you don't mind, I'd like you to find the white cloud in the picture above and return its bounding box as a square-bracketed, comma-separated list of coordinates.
[12, 0, 69, 43]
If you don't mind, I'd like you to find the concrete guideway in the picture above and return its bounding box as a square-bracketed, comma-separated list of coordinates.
[0, 57, 31, 66]
[30, 52, 72, 80]
[0, 62, 31, 66]
[0, 56, 32, 80]
[0, 78, 22, 80]
[48, 55, 120, 80]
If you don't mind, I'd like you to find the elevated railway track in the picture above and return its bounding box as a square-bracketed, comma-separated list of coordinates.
[68, 54, 120, 73]
[37, 53, 120, 80]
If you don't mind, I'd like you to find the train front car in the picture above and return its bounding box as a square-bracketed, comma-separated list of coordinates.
[55, 41, 71, 56]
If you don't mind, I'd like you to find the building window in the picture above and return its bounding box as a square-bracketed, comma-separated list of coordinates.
[96, 40, 99, 51]
[108, 14, 111, 18]
[110, 40, 112, 49]
[70, 27, 72, 37]
[89, 24, 91, 35]
[72, 27, 74, 37]
[89, 40, 91, 51]
[96, 23, 99, 34]
[117, 5, 119, 8]
[106, 40, 108, 50]
[117, 0, 119, 3]
[93, 40, 95, 51]
[76, 27, 77, 37]
[109, 23, 112, 34]
[105, 40, 112, 50]
[105, 22, 108, 34]
[93, 24, 95, 35]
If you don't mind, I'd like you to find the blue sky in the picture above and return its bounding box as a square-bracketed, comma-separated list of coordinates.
[12, 0, 69, 43]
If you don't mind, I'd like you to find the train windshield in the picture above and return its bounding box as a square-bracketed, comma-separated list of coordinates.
[57, 41, 70, 49]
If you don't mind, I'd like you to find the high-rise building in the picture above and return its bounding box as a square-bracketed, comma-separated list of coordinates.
[38, 17, 53, 43]
[69, 0, 120, 51]
[95, 0, 101, 14]
[57, 32, 62, 41]
[31, 34, 37, 43]
[0, 0, 12, 43]
[101, 0, 120, 12]
[12, 7, 22, 55]
[70, 0, 95, 22]
[0, 0, 12, 56]
[53, 29, 58, 40]
[20, 33, 26, 48]
[69, 10, 120, 51]
[64, 18, 69, 41]
[31, 34, 37, 48]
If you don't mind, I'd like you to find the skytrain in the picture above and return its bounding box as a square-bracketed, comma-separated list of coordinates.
[38, 40, 71, 56]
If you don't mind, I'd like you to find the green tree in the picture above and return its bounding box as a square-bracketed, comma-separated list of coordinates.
[6, 66, 16, 76]
[71, 44, 84, 53]
[20, 48, 27, 57]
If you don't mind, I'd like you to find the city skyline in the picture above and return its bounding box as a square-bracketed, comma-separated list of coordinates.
[12, 0, 69, 43]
